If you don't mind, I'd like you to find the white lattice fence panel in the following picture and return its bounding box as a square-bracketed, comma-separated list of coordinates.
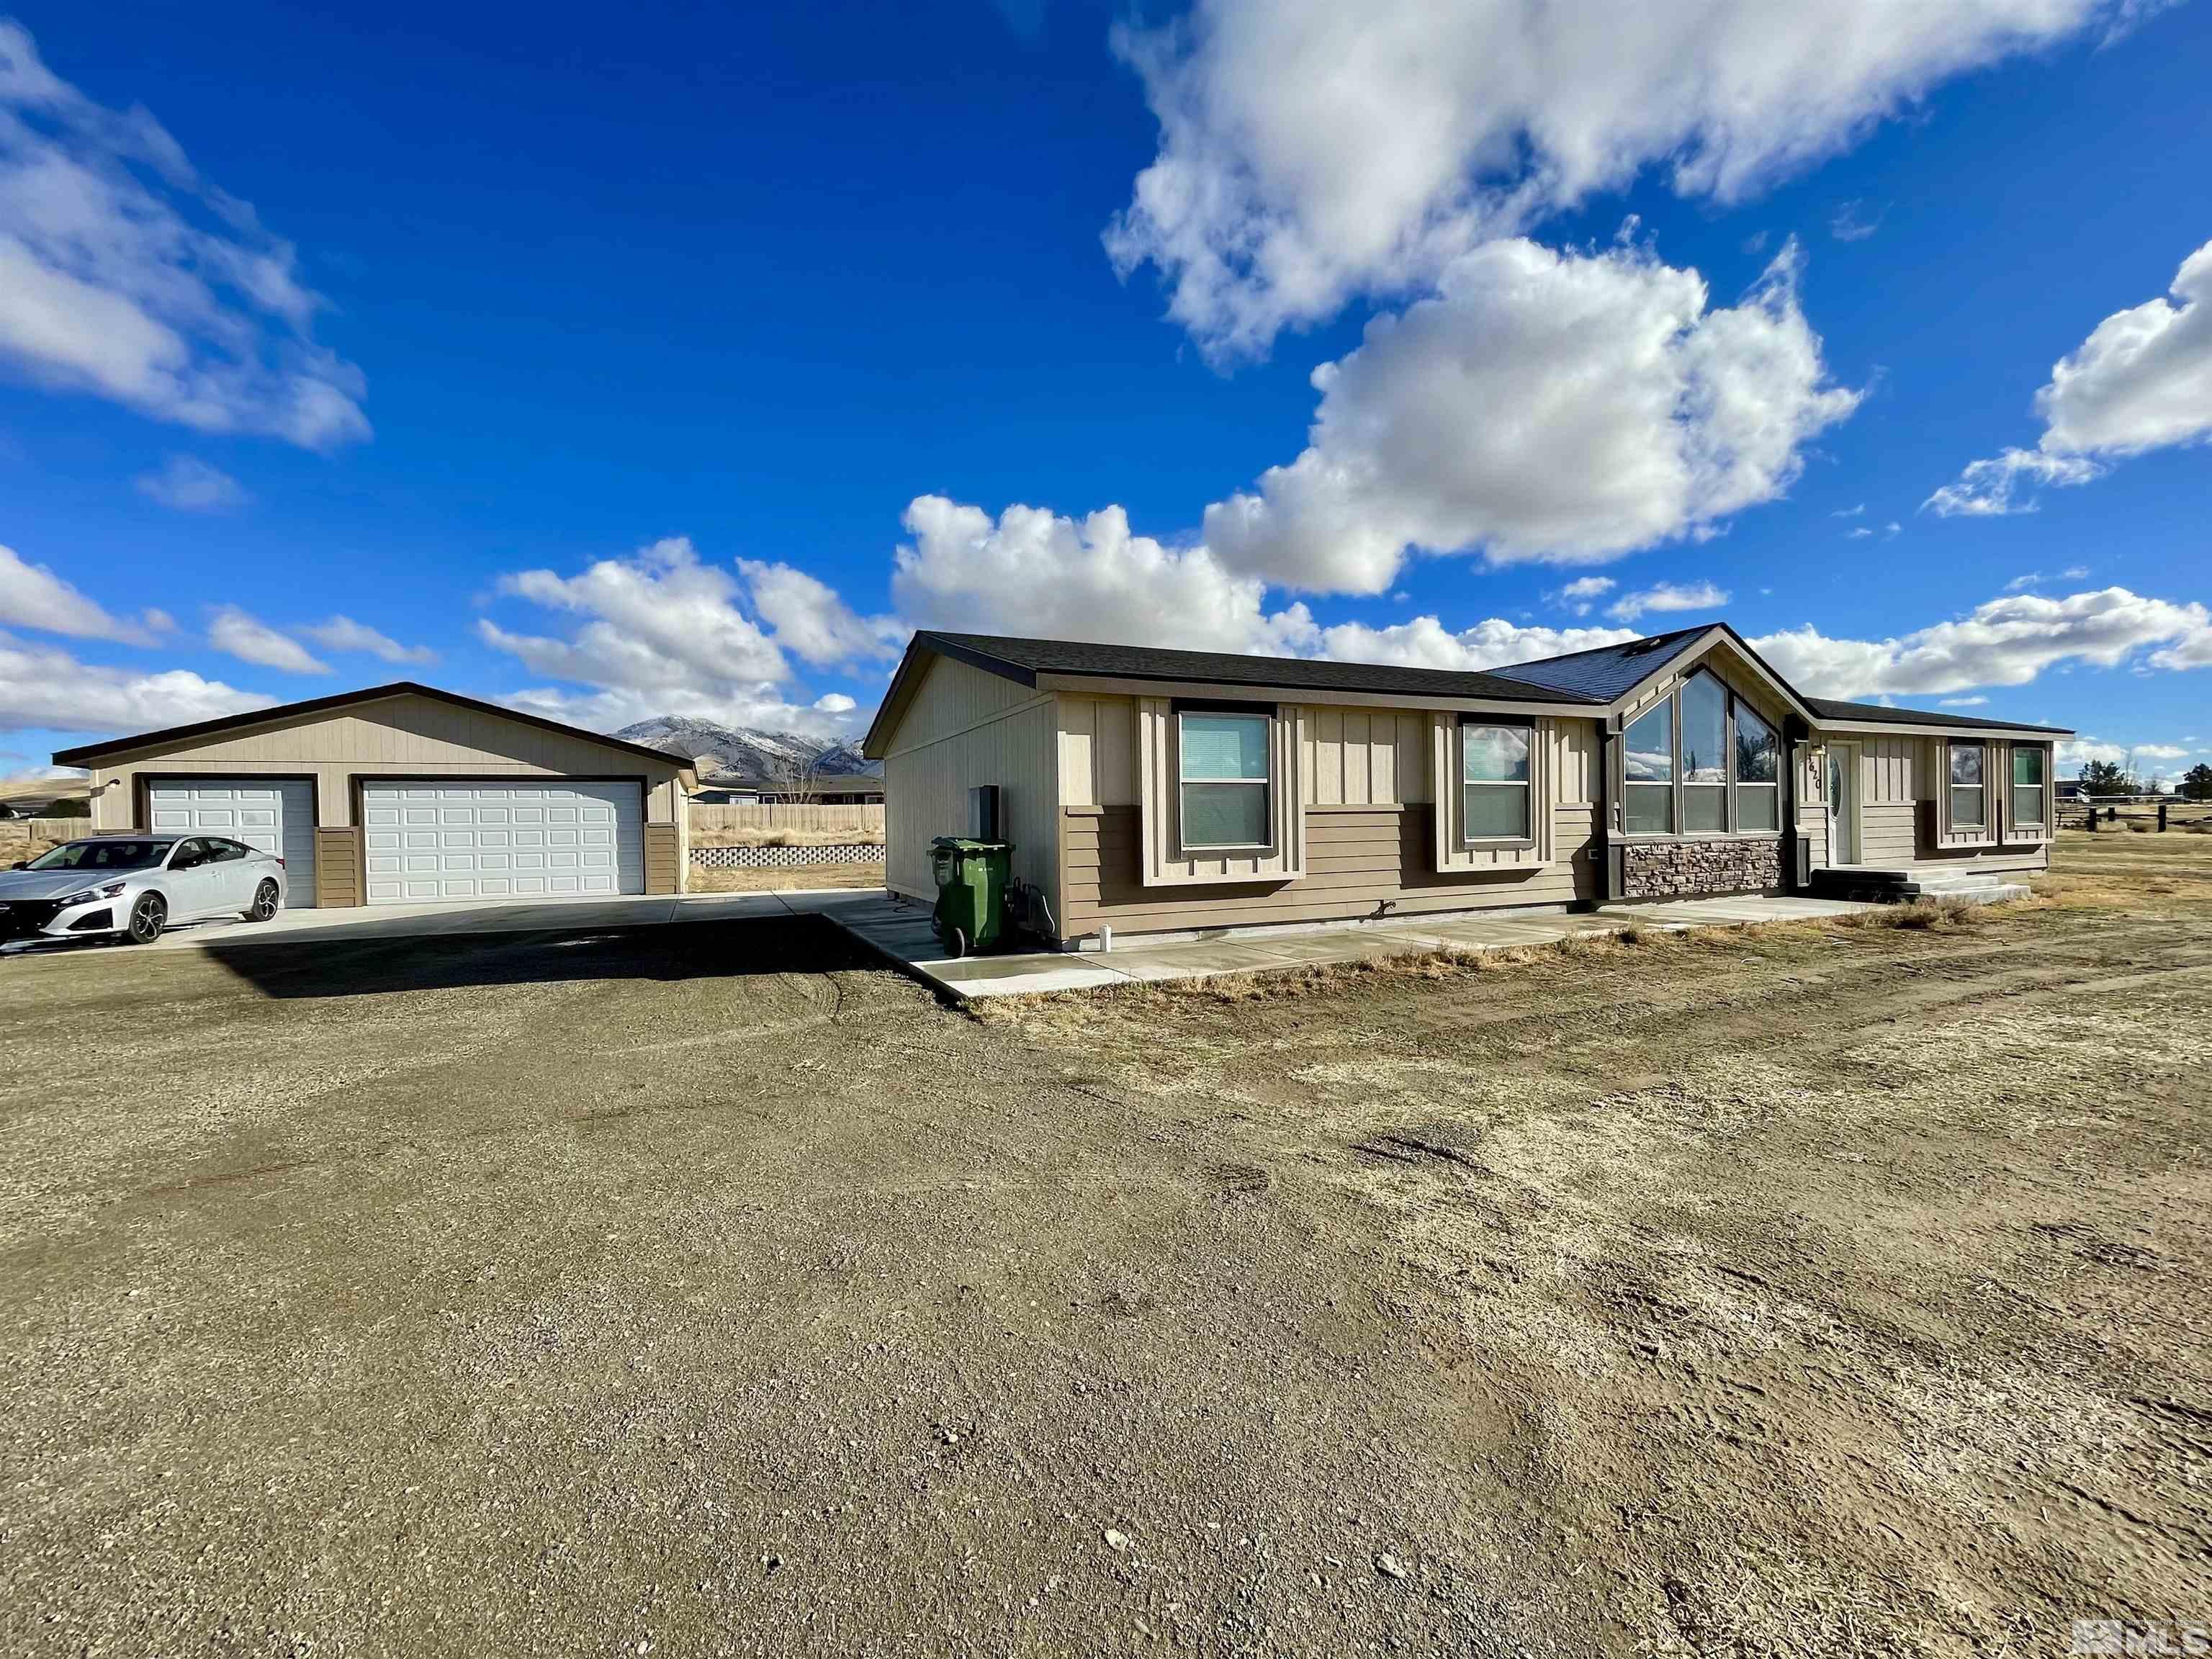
[692, 842, 884, 869]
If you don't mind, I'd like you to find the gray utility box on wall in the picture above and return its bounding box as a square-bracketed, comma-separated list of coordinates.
[968, 784, 1002, 842]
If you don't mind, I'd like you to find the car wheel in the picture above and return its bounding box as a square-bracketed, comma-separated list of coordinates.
[245, 879, 280, 922]
[125, 892, 166, 945]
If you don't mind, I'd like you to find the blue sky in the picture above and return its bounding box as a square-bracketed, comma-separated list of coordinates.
[2, 0, 2208, 783]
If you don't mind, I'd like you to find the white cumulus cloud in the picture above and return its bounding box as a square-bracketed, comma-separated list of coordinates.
[0, 542, 163, 644]
[0, 629, 272, 733]
[1307, 616, 1640, 673]
[207, 606, 328, 675]
[1201, 240, 1858, 588]
[1923, 448, 2103, 517]
[479, 537, 875, 734]
[1609, 580, 1730, 624]
[892, 495, 1318, 655]
[0, 21, 369, 448]
[736, 559, 903, 669]
[1928, 238, 2212, 515]
[1106, 0, 2136, 358]
[298, 615, 434, 666]
[1750, 586, 2212, 698]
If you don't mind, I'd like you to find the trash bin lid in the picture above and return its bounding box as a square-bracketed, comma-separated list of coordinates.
[929, 836, 1012, 853]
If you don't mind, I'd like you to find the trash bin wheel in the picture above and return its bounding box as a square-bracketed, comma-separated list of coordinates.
[945, 925, 969, 960]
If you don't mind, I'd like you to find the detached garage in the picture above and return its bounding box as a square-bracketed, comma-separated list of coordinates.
[53, 683, 696, 908]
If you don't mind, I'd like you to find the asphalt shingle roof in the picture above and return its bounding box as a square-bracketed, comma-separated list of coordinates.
[1481, 627, 1709, 701]
[1805, 697, 2072, 734]
[914, 631, 1600, 705]
[899, 629, 2074, 737]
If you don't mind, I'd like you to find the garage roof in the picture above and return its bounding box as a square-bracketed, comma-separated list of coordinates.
[53, 680, 701, 781]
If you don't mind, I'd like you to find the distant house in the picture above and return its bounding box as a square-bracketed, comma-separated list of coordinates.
[693, 775, 883, 806]
[863, 626, 2071, 949]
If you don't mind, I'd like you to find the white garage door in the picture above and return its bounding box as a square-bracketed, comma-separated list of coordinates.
[361, 781, 643, 904]
[147, 779, 318, 908]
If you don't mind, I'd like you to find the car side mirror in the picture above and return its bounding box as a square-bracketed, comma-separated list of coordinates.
[8, 861, 23, 871]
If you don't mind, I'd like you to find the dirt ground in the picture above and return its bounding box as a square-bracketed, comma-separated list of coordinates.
[1, 831, 2206, 1657]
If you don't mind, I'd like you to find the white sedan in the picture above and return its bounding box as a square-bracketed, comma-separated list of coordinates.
[0, 835, 287, 947]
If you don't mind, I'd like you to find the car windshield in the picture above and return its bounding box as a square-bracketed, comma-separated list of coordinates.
[23, 839, 172, 873]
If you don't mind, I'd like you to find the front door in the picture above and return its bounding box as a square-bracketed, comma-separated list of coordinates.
[1827, 745, 1858, 865]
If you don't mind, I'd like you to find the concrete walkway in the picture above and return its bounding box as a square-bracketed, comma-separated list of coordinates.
[809, 888, 1878, 1002]
[8, 884, 1876, 1002]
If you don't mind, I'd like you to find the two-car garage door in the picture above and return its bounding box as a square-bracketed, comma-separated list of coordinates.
[362, 782, 644, 904]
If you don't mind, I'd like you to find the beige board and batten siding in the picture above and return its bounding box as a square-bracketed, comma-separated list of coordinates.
[1853, 734, 1920, 868]
[1056, 692, 1600, 936]
[1791, 743, 1830, 871]
[1822, 729, 2049, 873]
[84, 690, 691, 898]
[882, 655, 1060, 912]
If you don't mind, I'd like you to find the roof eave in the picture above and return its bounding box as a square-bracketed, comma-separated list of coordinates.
[1815, 714, 2074, 740]
[51, 680, 700, 777]
[1586, 624, 1820, 728]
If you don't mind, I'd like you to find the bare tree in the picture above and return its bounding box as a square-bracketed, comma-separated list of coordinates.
[763, 746, 823, 804]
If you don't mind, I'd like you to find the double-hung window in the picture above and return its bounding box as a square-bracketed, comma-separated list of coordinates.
[1949, 743, 1987, 832]
[1178, 710, 1271, 850]
[1462, 723, 1532, 841]
[1623, 698, 1674, 834]
[2011, 746, 2046, 832]
[1734, 705, 1780, 830]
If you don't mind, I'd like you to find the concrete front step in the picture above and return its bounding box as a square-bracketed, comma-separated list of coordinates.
[1807, 866, 2031, 906]
[1812, 878, 2030, 906]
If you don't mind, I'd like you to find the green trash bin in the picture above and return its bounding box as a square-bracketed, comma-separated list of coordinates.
[929, 836, 1012, 957]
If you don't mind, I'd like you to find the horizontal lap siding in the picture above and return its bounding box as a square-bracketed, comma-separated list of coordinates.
[313, 827, 362, 907]
[1062, 804, 1595, 933]
[1860, 803, 1917, 866]
[644, 822, 682, 894]
[885, 658, 1058, 908]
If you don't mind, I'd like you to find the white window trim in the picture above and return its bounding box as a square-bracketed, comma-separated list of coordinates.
[1617, 673, 1785, 841]
[1176, 708, 1274, 854]
[1459, 719, 1535, 848]
[1948, 740, 1990, 835]
[2008, 744, 2049, 839]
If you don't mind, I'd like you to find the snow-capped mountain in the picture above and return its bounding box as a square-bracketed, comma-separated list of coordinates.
[612, 716, 880, 783]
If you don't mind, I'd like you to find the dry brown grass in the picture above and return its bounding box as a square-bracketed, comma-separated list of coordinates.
[687, 860, 884, 893]
[691, 826, 884, 848]
[1007, 833, 2212, 1017]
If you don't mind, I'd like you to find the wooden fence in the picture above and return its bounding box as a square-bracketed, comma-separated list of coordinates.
[0, 816, 90, 860]
[2059, 795, 2212, 832]
[688, 802, 884, 836]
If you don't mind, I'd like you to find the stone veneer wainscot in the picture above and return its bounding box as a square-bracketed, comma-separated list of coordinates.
[1620, 837, 1782, 899]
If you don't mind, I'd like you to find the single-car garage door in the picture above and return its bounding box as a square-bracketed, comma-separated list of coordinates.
[148, 779, 318, 907]
[361, 781, 643, 904]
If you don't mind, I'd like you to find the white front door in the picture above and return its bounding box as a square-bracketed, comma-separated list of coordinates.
[361, 781, 644, 904]
[147, 780, 318, 907]
[1827, 745, 1858, 865]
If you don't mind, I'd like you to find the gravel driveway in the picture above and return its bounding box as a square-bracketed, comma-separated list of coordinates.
[3, 840, 2206, 1656]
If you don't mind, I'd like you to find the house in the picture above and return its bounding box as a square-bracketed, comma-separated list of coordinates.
[53, 682, 697, 909]
[692, 775, 883, 806]
[861, 626, 2070, 948]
